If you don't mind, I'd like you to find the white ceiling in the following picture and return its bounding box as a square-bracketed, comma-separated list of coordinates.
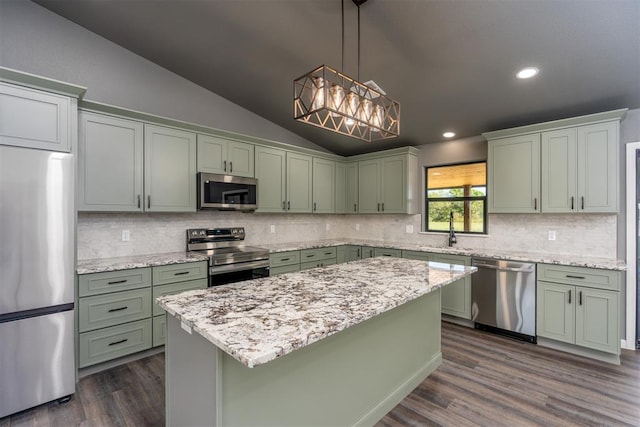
[35, 0, 640, 156]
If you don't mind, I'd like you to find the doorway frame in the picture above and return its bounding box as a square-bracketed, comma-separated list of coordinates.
[624, 141, 639, 350]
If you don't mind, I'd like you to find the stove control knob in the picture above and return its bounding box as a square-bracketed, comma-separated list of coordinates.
[200, 230, 206, 236]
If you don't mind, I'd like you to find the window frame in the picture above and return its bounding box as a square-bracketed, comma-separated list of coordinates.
[424, 161, 488, 235]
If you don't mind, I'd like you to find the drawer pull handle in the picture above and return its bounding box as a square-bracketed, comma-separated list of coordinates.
[570, 196, 574, 210]
[306, 254, 314, 258]
[581, 196, 585, 210]
[109, 338, 128, 346]
[566, 275, 585, 279]
[568, 290, 572, 304]
[108, 306, 128, 313]
[281, 257, 290, 261]
[174, 271, 189, 276]
[137, 195, 141, 209]
[107, 279, 128, 285]
[324, 252, 333, 255]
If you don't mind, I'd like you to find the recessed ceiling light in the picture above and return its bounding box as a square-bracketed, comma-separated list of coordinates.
[443, 131, 456, 138]
[516, 67, 539, 79]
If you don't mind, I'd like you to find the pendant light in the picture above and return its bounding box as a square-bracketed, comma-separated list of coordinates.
[293, 0, 400, 142]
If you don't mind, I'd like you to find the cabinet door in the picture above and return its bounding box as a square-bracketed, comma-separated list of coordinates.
[0, 82, 72, 152]
[78, 112, 144, 211]
[334, 162, 346, 214]
[361, 246, 376, 258]
[346, 245, 362, 261]
[575, 287, 619, 354]
[345, 163, 359, 214]
[196, 134, 227, 174]
[358, 159, 381, 213]
[401, 250, 431, 261]
[431, 254, 471, 319]
[144, 125, 197, 212]
[488, 134, 540, 213]
[577, 121, 618, 213]
[255, 146, 286, 213]
[312, 157, 335, 213]
[541, 128, 577, 213]
[536, 281, 574, 344]
[380, 155, 406, 213]
[228, 141, 255, 178]
[287, 152, 313, 213]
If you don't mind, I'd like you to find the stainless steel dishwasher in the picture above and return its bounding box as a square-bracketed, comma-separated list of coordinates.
[471, 258, 536, 343]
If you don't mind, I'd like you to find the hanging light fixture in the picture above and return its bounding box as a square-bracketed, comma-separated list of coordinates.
[293, 0, 400, 142]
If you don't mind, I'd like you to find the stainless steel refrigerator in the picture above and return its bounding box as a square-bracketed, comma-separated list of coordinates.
[0, 144, 75, 417]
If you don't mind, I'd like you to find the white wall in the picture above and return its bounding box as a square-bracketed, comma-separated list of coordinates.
[0, 0, 328, 153]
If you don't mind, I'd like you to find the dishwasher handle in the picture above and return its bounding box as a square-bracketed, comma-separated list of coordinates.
[472, 262, 535, 273]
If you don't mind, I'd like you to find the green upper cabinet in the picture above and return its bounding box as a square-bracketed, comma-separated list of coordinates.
[79, 112, 144, 211]
[485, 109, 625, 214]
[577, 121, 618, 213]
[144, 124, 196, 212]
[541, 128, 577, 213]
[254, 147, 313, 213]
[312, 157, 335, 213]
[334, 162, 346, 214]
[354, 148, 418, 214]
[287, 152, 313, 213]
[0, 80, 83, 152]
[197, 134, 254, 178]
[345, 163, 359, 214]
[255, 146, 286, 212]
[542, 121, 618, 213]
[487, 134, 541, 213]
[358, 159, 381, 213]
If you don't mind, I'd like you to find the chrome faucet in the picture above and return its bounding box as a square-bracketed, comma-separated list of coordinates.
[448, 211, 457, 247]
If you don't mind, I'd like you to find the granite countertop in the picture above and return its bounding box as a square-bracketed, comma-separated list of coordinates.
[157, 257, 476, 368]
[262, 239, 626, 271]
[76, 251, 209, 275]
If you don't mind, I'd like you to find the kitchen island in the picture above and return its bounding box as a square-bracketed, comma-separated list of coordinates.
[157, 257, 476, 426]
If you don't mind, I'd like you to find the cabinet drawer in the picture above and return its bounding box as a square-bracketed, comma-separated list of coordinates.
[270, 251, 300, 268]
[374, 248, 401, 258]
[401, 250, 431, 261]
[537, 264, 620, 290]
[153, 315, 166, 347]
[79, 288, 151, 332]
[300, 247, 337, 262]
[152, 261, 208, 286]
[78, 268, 151, 297]
[270, 264, 301, 276]
[300, 259, 336, 271]
[78, 319, 152, 368]
[152, 278, 208, 316]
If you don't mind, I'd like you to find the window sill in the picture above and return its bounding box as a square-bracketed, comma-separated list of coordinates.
[419, 231, 490, 238]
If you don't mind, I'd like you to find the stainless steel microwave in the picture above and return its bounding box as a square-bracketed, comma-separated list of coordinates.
[197, 173, 258, 211]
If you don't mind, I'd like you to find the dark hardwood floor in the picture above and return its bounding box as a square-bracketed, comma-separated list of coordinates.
[2, 322, 639, 426]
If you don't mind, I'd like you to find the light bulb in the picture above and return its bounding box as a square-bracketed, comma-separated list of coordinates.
[311, 77, 325, 110]
[359, 99, 373, 127]
[346, 92, 359, 123]
[371, 104, 385, 131]
[329, 84, 345, 117]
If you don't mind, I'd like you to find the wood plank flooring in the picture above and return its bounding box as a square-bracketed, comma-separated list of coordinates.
[2, 322, 638, 426]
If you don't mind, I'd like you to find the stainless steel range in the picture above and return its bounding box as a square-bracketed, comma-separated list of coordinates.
[187, 227, 270, 287]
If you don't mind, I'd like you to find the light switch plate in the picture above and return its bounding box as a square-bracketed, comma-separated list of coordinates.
[548, 230, 556, 241]
[270, 225, 276, 233]
[121, 229, 130, 241]
[406, 225, 414, 233]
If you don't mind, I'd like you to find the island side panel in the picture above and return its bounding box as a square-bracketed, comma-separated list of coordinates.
[166, 314, 220, 426]
[220, 288, 442, 426]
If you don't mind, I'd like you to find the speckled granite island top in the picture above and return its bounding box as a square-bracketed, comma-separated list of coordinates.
[157, 257, 476, 368]
[76, 251, 209, 275]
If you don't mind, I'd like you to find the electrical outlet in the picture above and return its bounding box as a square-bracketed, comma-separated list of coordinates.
[548, 230, 556, 241]
[121, 229, 130, 241]
[270, 225, 276, 233]
[355, 224, 360, 231]
[325, 223, 330, 231]
[405, 225, 414, 234]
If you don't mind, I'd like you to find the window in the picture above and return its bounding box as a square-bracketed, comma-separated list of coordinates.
[425, 162, 487, 234]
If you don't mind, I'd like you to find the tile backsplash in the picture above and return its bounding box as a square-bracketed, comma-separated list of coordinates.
[77, 211, 617, 260]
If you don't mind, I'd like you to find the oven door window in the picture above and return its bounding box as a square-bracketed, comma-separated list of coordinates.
[209, 267, 269, 287]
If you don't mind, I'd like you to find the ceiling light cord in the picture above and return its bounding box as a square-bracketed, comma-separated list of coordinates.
[357, 3, 361, 82]
[341, 0, 345, 73]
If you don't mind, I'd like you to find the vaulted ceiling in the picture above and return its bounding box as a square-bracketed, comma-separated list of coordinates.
[35, 0, 640, 156]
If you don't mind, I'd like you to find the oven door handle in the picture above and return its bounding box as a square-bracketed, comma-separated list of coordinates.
[209, 260, 270, 275]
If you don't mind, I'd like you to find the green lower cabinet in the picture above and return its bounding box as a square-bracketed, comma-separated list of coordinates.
[361, 246, 376, 258]
[374, 247, 401, 258]
[152, 278, 208, 317]
[270, 264, 301, 275]
[270, 250, 301, 276]
[78, 288, 152, 333]
[430, 253, 472, 320]
[537, 281, 619, 354]
[300, 258, 337, 271]
[153, 315, 167, 347]
[401, 250, 431, 261]
[78, 319, 152, 368]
